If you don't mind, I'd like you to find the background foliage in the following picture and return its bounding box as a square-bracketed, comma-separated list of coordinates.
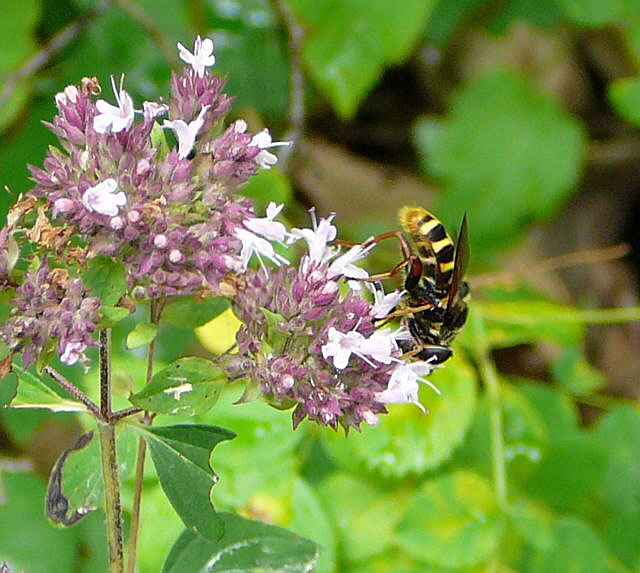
[2, 0, 640, 571]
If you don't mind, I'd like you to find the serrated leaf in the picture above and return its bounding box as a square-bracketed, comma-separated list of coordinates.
[317, 473, 408, 563]
[530, 517, 610, 572]
[126, 322, 158, 349]
[163, 296, 229, 329]
[141, 424, 235, 541]
[130, 357, 227, 416]
[85, 256, 127, 307]
[288, 0, 436, 118]
[162, 512, 319, 573]
[322, 353, 477, 477]
[396, 470, 503, 568]
[10, 364, 87, 412]
[419, 70, 585, 259]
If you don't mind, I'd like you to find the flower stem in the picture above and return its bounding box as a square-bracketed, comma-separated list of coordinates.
[127, 298, 163, 573]
[472, 312, 507, 508]
[98, 327, 124, 572]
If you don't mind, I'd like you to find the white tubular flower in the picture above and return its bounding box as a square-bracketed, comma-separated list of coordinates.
[321, 327, 368, 369]
[82, 179, 126, 216]
[60, 341, 87, 366]
[359, 329, 399, 365]
[288, 215, 338, 264]
[235, 227, 288, 270]
[163, 105, 210, 159]
[369, 286, 405, 319]
[142, 101, 169, 120]
[375, 361, 439, 412]
[177, 35, 215, 76]
[93, 76, 135, 134]
[328, 241, 375, 282]
[250, 129, 292, 169]
[243, 202, 287, 242]
[55, 85, 78, 108]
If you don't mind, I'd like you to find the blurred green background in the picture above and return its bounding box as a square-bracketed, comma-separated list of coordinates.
[1, 0, 640, 571]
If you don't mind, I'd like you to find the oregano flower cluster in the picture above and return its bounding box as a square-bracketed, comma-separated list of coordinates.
[0, 36, 440, 430]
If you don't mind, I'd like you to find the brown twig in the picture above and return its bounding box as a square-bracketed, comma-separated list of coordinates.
[470, 243, 631, 289]
[111, 406, 142, 421]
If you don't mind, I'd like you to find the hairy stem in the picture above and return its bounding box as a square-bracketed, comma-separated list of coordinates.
[98, 327, 124, 572]
[98, 421, 124, 573]
[127, 298, 163, 573]
[44, 366, 101, 418]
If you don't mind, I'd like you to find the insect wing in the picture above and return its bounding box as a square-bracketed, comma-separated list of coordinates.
[445, 213, 469, 314]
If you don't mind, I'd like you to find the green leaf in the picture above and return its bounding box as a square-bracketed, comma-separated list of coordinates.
[0, 370, 18, 407]
[322, 353, 477, 477]
[609, 76, 640, 127]
[288, 0, 437, 118]
[419, 70, 585, 259]
[558, 0, 624, 27]
[163, 513, 320, 573]
[46, 431, 96, 526]
[0, 472, 80, 572]
[85, 256, 127, 307]
[162, 296, 229, 329]
[58, 425, 138, 518]
[551, 344, 605, 395]
[10, 364, 86, 412]
[519, 382, 580, 438]
[126, 322, 158, 349]
[530, 517, 610, 572]
[424, 0, 486, 46]
[396, 470, 503, 568]
[507, 497, 554, 552]
[317, 473, 409, 563]
[142, 424, 236, 541]
[98, 305, 130, 327]
[593, 406, 640, 567]
[130, 357, 227, 416]
[199, 395, 303, 508]
[523, 433, 607, 512]
[453, 383, 547, 484]
[289, 477, 336, 573]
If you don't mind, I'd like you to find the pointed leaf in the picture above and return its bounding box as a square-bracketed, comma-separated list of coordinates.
[130, 357, 227, 416]
[142, 424, 235, 541]
[10, 364, 86, 412]
[126, 322, 158, 349]
[163, 512, 319, 573]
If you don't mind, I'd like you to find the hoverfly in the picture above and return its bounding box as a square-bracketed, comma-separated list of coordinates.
[364, 207, 469, 364]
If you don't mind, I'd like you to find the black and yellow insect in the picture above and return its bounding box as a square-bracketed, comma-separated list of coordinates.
[395, 206, 470, 364]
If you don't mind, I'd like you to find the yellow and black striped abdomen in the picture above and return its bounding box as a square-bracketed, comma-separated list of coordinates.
[398, 206, 455, 289]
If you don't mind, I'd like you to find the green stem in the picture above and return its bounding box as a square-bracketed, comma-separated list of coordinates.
[98, 421, 124, 573]
[472, 313, 508, 508]
[97, 327, 124, 572]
